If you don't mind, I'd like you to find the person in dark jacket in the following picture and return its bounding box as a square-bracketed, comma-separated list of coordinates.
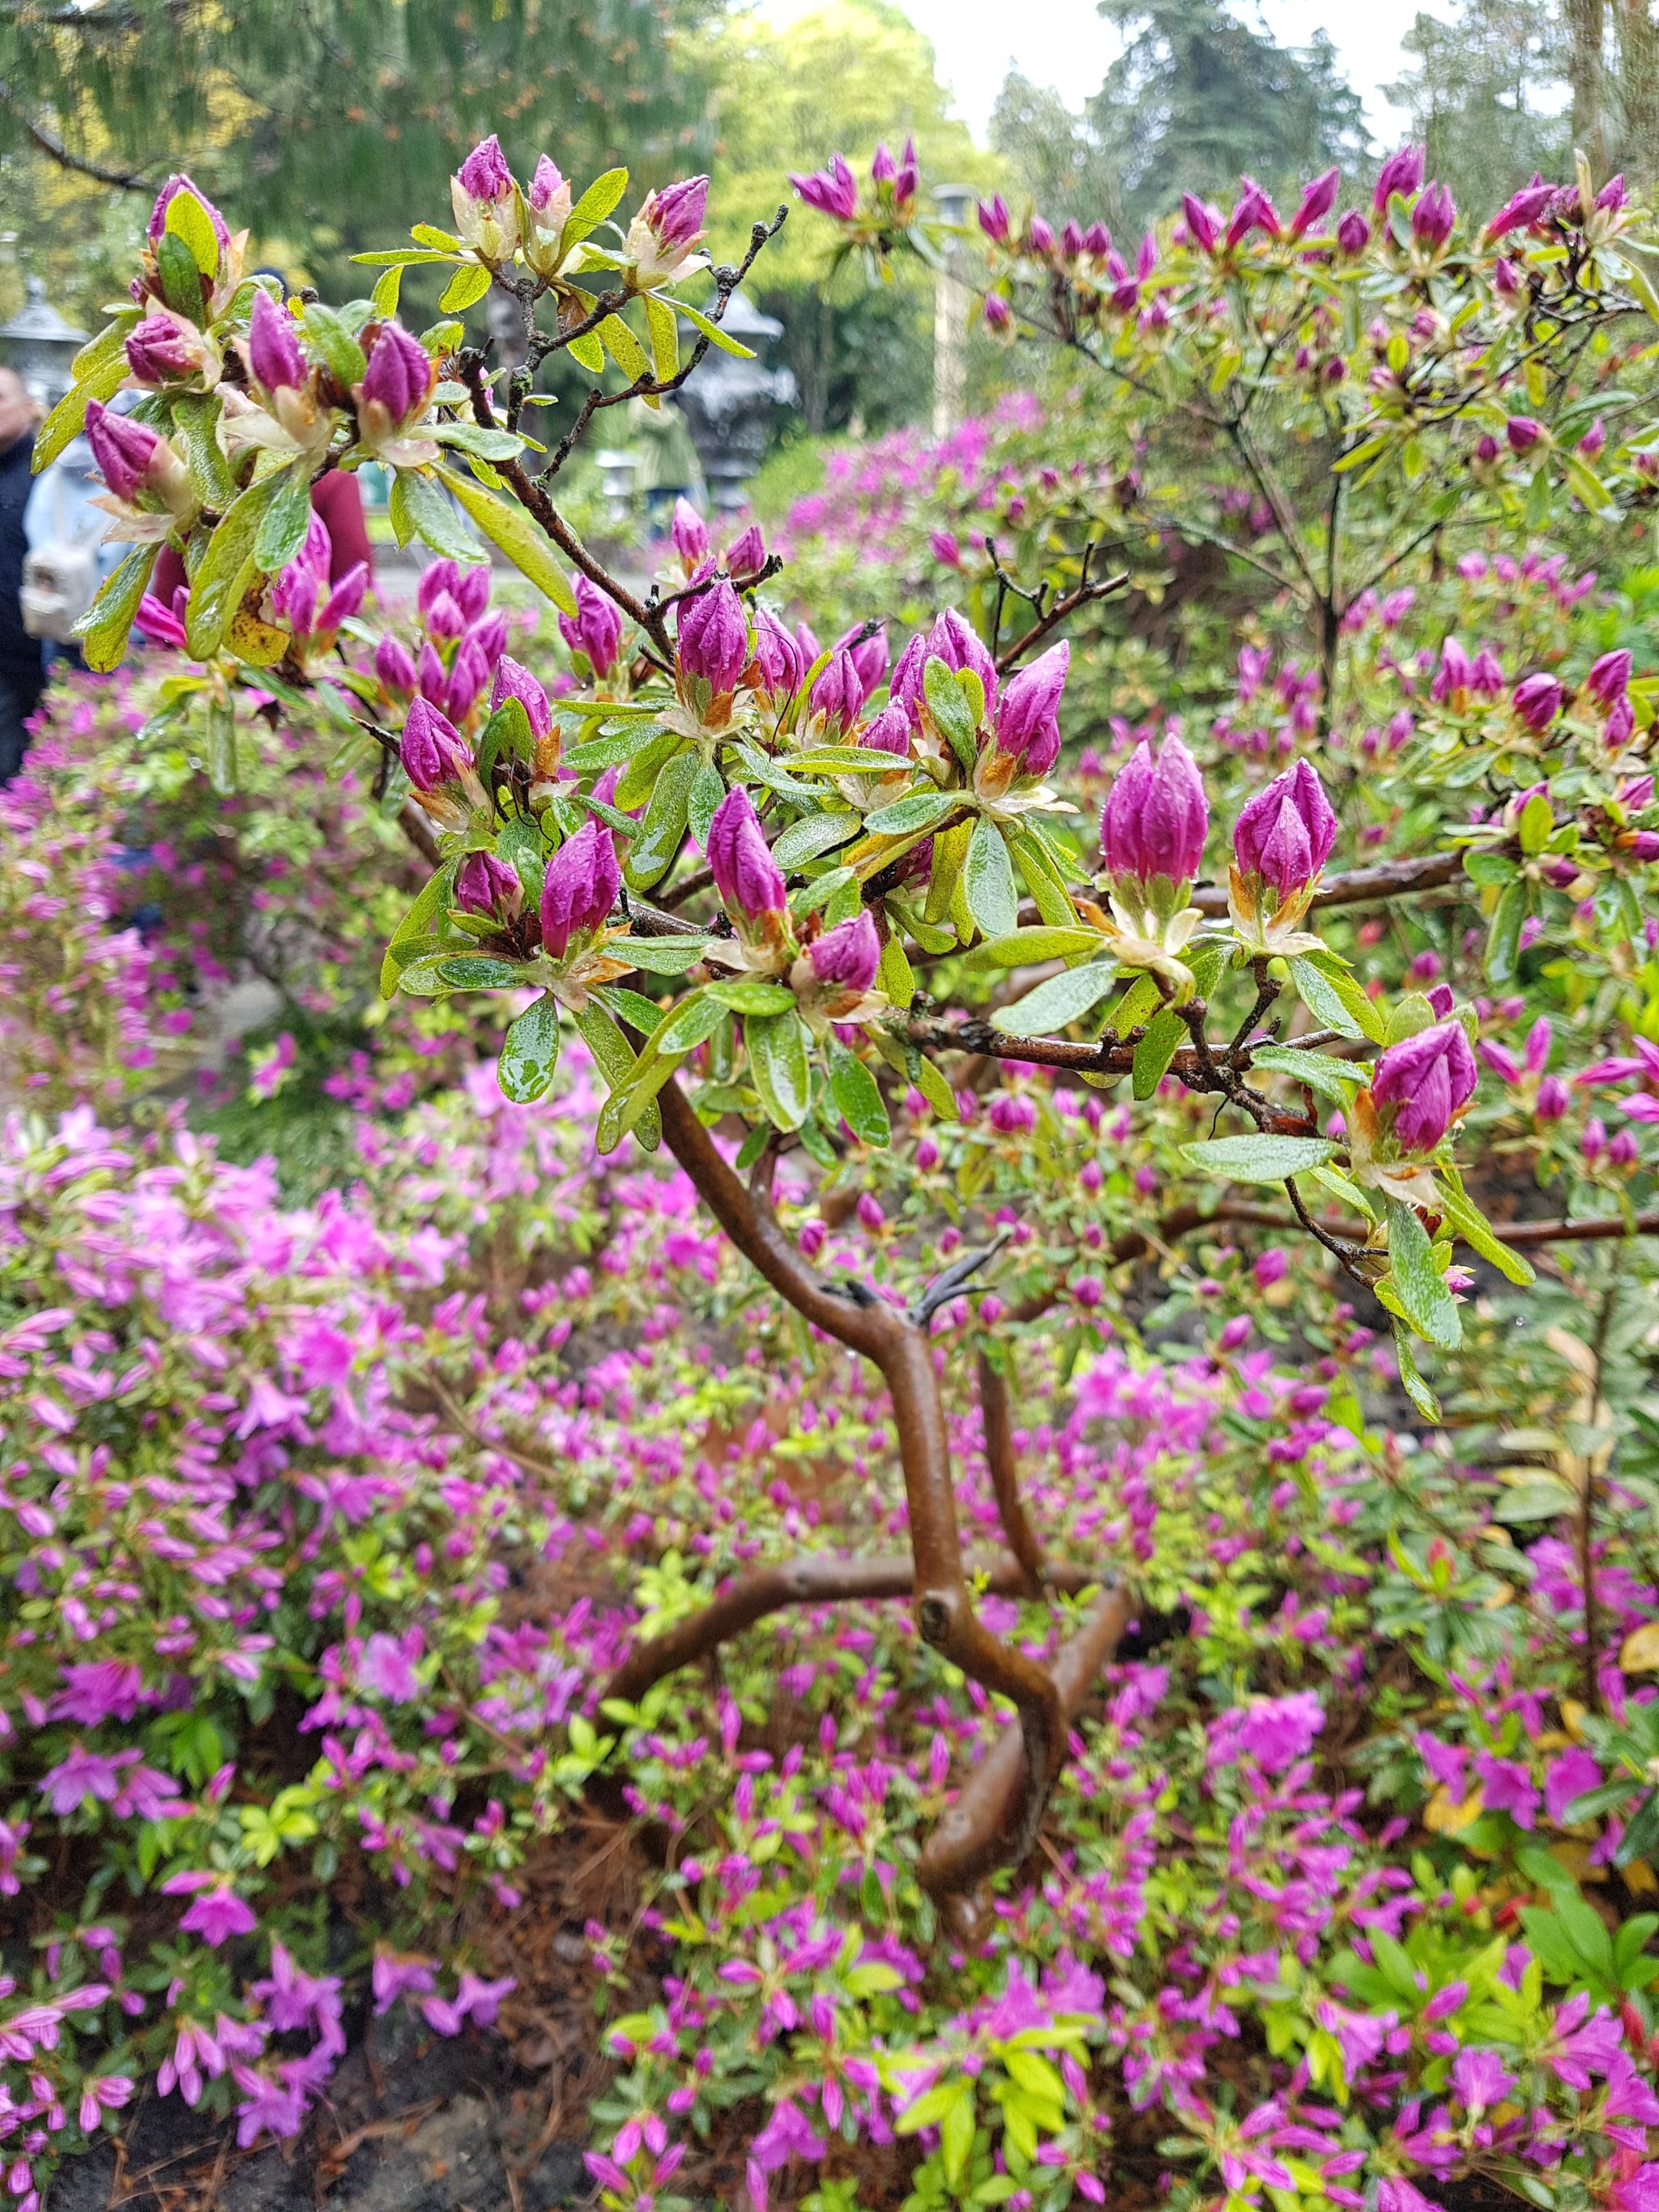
[0, 368, 45, 783]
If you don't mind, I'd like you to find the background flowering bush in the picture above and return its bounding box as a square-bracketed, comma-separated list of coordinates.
[8, 126, 1659, 2212]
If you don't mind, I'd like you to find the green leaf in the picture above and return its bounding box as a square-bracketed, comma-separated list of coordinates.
[1250, 1043, 1367, 1104]
[476, 696, 535, 782]
[351, 248, 463, 266]
[565, 166, 629, 244]
[1383, 1196, 1462, 1349]
[1518, 791, 1553, 855]
[381, 861, 460, 998]
[913, 1056, 958, 1121]
[1435, 1183, 1536, 1286]
[155, 228, 205, 320]
[970, 926, 1102, 970]
[1463, 847, 1517, 888]
[1486, 879, 1529, 985]
[430, 423, 526, 462]
[436, 956, 523, 989]
[435, 464, 578, 615]
[1392, 1326, 1441, 1421]
[36, 343, 130, 470]
[672, 296, 756, 357]
[688, 758, 725, 851]
[254, 463, 313, 576]
[75, 543, 160, 673]
[186, 469, 288, 658]
[1007, 824, 1078, 928]
[706, 979, 796, 1014]
[745, 1009, 812, 1130]
[612, 726, 684, 812]
[988, 962, 1115, 1038]
[625, 750, 698, 889]
[1491, 1481, 1577, 1524]
[829, 1040, 890, 1144]
[204, 695, 237, 794]
[1133, 1008, 1186, 1099]
[940, 2086, 975, 2189]
[643, 293, 678, 381]
[606, 935, 710, 974]
[440, 263, 493, 313]
[1288, 951, 1387, 1044]
[302, 302, 368, 386]
[923, 654, 978, 774]
[963, 817, 1019, 940]
[863, 788, 960, 838]
[599, 313, 650, 381]
[771, 811, 857, 870]
[1181, 1134, 1336, 1181]
[389, 467, 483, 561]
[656, 991, 727, 1054]
[498, 994, 561, 1102]
[878, 928, 915, 1009]
[370, 265, 403, 318]
[164, 184, 223, 275]
[565, 329, 605, 374]
[595, 1047, 685, 1153]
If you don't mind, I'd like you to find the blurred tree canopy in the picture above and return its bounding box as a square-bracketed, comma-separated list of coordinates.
[1383, 0, 1569, 215]
[0, 0, 716, 306]
[706, 0, 1002, 436]
[991, 0, 1368, 233]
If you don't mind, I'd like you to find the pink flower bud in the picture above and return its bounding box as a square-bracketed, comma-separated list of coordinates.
[1411, 181, 1456, 248]
[1426, 983, 1455, 1017]
[859, 702, 911, 758]
[1486, 176, 1555, 238]
[835, 620, 889, 701]
[1100, 734, 1209, 888]
[1583, 1117, 1607, 1162]
[707, 787, 785, 919]
[1218, 1315, 1252, 1351]
[1610, 1127, 1640, 1168]
[915, 1135, 940, 1170]
[1580, 416, 1606, 458]
[247, 289, 308, 393]
[1432, 636, 1473, 701]
[1373, 144, 1425, 211]
[446, 633, 490, 722]
[1479, 1040, 1522, 1084]
[470, 608, 509, 670]
[529, 156, 569, 219]
[418, 641, 446, 705]
[892, 608, 997, 726]
[1512, 672, 1563, 730]
[1525, 1016, 1552, 1074]
[84, 400, 166, 502]
[750, 608, 804, 698]
[400, 698, 471, 792]
[360, 322, 435, 431]
[671, 497, 709, 566]
[124, 313, 200, 386]
[978, 195, 1011, 244]
[1536, 1075, 1571, 1121]
[989, 1093, 1036, 1136]
[1607, 697, 1636, 748]
[870, 141, 897, 185]
[1224, 177, 1280, 249]
[983, 292, 1012, 332]
[808, 909, 880, 991]
[1061, 219, 1085, 258]
[1371, 1020, 1478, 1151]
[1587, 649, 1631, 707]
[856, 1191, 885, 1233]
[810, 648, 864, 735]
[1506, 416, 1545, 454]
[417, 560, 460, 617]
[455, 850, 519, 917]
[1288, 168, 1340, 241]
[726, 522, 766, 575]
[1254, 1247, 1288, 1289]
[490, 654, 552, 740]
[540, 818, 620, 956]
[456, 134, 513, 205]
[1027, 216, 1055, 256]
[1335, 208, 1371, 255]
[649, 175, 709, 252]
[376, 636, 416, 698]
[791, 156, 859, 221]
[799, 1218, 826, 1259]
[557, 573, 622, 676]
[677, 579, 749, 695]
[425, 590, 464, 641]
[930, 529, 962, 567]
[1231, 759, 1336, 897]
[1182, 194, 1222, 253]
[148, 173, 229, 252]
[318, 563, 368, 635]
[994, 641, 1068, 776]
[1470, 647, 1505, 697]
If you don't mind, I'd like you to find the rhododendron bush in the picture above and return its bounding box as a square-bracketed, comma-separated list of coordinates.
[7, 123, 1659, 2212]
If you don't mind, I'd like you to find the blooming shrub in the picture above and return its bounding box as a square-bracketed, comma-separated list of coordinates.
[9, 120, 1659, 2212]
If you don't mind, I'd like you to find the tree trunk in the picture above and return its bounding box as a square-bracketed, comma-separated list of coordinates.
[1571, 0, 1610, 177]
[1617, 0, 1659, 194]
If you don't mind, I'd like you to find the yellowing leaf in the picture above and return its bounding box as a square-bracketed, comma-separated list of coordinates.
[1622, 1623, 1659, 1673]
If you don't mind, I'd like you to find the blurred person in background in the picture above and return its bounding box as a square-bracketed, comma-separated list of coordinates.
[0, 366, 45, 783]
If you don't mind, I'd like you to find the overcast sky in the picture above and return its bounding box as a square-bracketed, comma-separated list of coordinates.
[754, 0, 1455, 146]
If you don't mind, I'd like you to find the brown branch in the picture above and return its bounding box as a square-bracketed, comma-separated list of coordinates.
[918, 1582, 1131, 1896]
[992, 542, 1130, 673]
[1192, 849, 1466, 918]
[1491, 1210, 1659, 1247]
[2, 96, 152, 191]
[976, 1353, 1047, 1595]
[397, 802, 441, 868]
[603, 1550, 1102, 1708]
[652, 1074, 1069, 1883]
